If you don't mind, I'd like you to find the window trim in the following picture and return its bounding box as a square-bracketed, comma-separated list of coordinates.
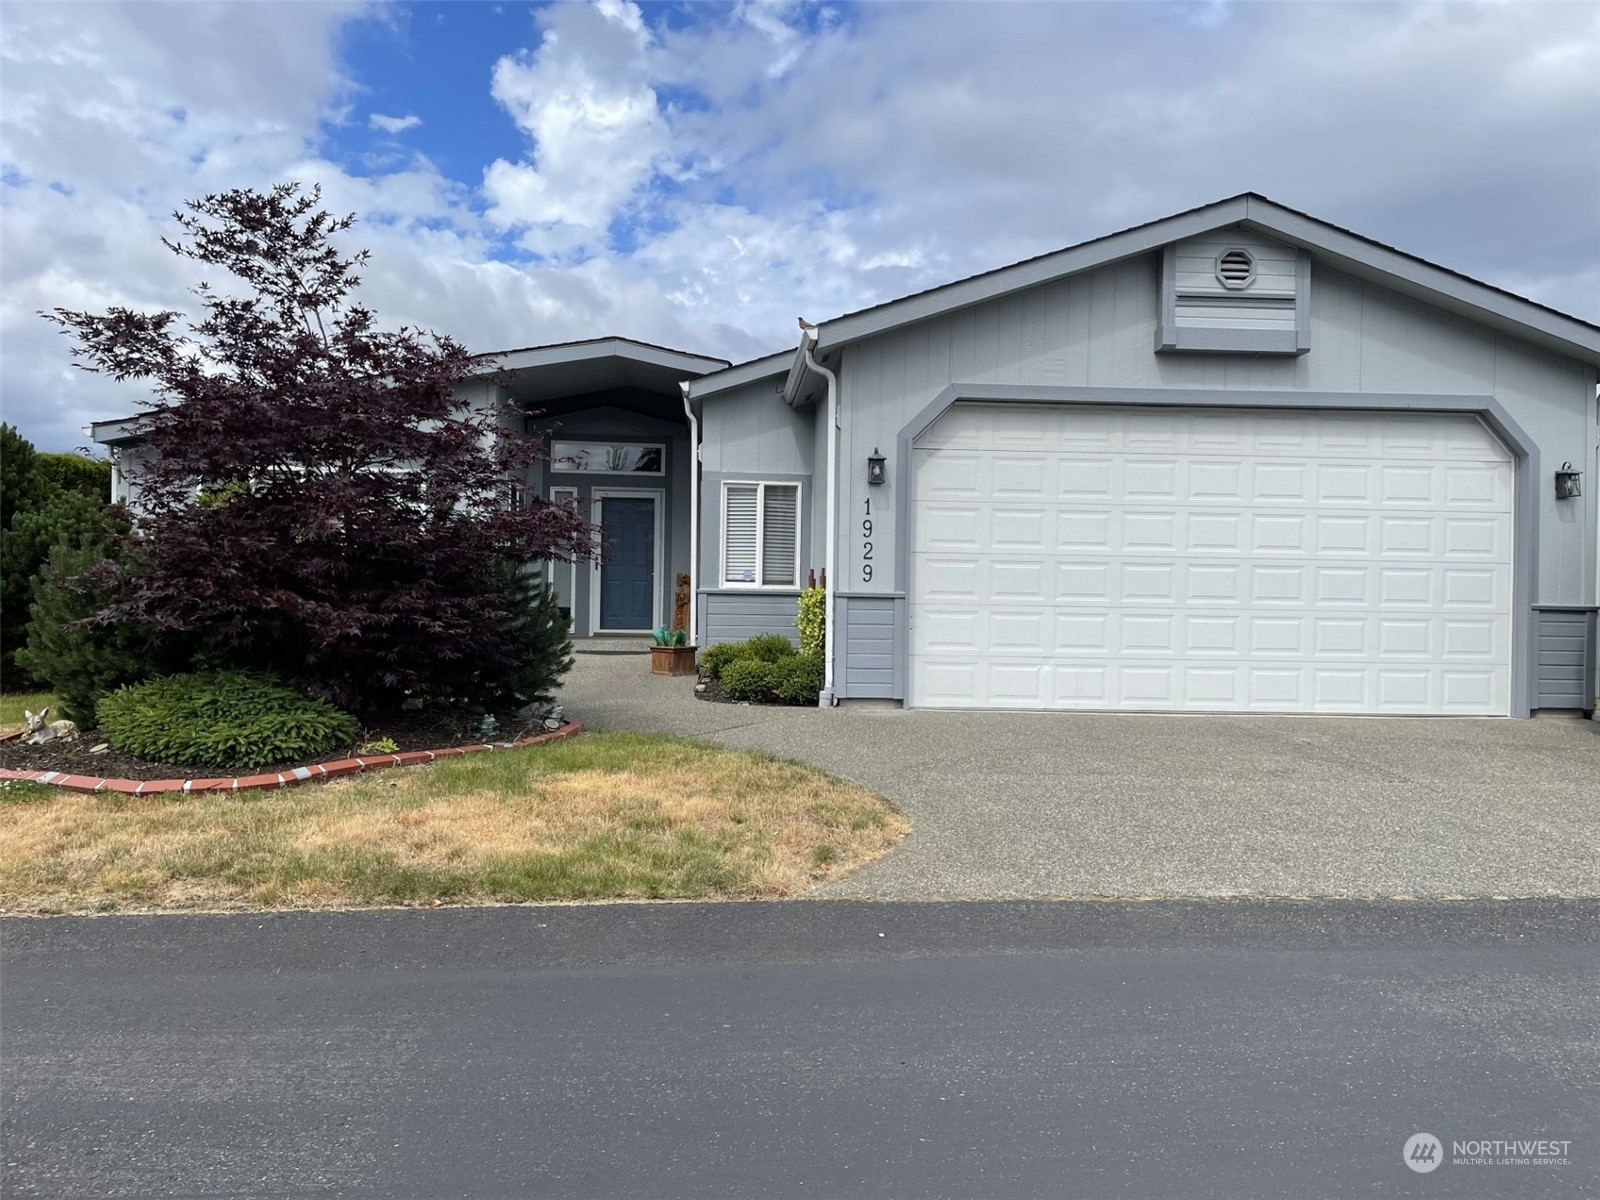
[550, 440, 666, 476]
[589, 487, 665, 634]
[719, 479, 803, 590]
[548, 485, 579, 631]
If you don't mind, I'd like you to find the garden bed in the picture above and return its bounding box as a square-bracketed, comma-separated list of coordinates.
[0, 709, 553, 785]
[694, 672, 737, 704]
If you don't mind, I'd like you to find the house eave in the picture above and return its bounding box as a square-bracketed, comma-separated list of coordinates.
[472, 336, 729, 378]
[810, 192, 1600, 367]
[684, 349, 792, 400]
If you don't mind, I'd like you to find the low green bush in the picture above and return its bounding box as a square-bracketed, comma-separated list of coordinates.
[97, 670, 360, 770]
[720, 658, 779, 702]
[698, 642, 745, 680]
[743, 633, 798, 663]
[771, 654, 824, 705]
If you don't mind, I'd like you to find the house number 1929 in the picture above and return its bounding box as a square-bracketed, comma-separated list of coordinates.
[861, 497, 873, 582]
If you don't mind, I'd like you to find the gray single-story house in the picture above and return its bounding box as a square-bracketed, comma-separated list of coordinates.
[92, 194, 1599, 717]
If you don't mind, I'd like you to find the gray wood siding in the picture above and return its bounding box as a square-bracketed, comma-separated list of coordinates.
[835, 256, 1598, 611]
[1535, 609, 1597, 710]
[838, 594, 900, 698]
[701, 592, 800, 647]
[699, 377, 815, 476]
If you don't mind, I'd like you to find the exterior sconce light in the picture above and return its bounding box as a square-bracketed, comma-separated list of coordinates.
[867, 447, 887, 485]
[1555, 462, 1582, 500]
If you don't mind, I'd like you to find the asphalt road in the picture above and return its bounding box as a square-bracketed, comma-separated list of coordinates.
[4, 901, 1598, 1199]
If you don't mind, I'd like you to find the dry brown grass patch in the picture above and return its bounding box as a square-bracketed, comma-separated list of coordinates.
[0, 732, 907, 912]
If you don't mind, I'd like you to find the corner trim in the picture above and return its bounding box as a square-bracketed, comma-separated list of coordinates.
[1295, 248, 1313, 353]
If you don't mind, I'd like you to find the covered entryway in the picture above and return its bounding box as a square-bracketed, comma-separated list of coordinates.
[909, 404, 1515, 714]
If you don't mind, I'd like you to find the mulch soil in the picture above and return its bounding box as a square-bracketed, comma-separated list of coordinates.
[693, 673, 736, 704]
[0, 709, 545, 783]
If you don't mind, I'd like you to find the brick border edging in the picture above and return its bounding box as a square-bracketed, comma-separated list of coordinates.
[0, 721, 584, 795]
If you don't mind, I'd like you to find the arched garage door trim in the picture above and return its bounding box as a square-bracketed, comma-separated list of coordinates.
[892, 385, 1538, 715]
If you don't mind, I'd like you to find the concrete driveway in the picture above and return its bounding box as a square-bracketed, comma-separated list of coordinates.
[558, 653, 1600, 900]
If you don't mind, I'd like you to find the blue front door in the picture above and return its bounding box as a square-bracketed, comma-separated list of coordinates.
[599, 497, 655, 630]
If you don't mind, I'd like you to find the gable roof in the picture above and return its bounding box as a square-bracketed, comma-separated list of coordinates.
[472, 336, 728, 377]
[683, 348, 791, 400]
[808, 193, 1600, 367]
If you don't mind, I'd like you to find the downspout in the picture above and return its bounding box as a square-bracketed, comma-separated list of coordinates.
[680, 380, 699, 649]
[802, 330, 840, 707]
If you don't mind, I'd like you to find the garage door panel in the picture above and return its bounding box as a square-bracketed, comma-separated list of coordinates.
[910, 404, 1514, 715]
[993, 459, 1049, 498]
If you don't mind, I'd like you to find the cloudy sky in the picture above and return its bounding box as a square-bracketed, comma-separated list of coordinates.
[2, 0, 1596, 452]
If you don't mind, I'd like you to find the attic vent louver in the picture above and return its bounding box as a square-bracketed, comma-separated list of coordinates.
[1215, 247, 1256, 290]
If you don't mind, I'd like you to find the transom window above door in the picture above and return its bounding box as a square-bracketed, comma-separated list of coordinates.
[722, 481, 800, 587]
[551, 441, 664, 474]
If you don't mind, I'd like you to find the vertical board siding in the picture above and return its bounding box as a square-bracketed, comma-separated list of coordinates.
[1535, 610, 1597, 710]
[701, 592, 801, 647]
[839, 594, 900, 699]
[700, 378, 815, 476]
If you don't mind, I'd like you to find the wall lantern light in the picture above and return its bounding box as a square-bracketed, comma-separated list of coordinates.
[1555, 462, 1582, 500]
[867, 447, 887, 485]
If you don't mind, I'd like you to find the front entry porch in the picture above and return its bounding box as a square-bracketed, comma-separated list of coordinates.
[468, 337, 728, 640]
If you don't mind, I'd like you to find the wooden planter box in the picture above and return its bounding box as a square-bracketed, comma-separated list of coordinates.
[650, 645, 698, 676]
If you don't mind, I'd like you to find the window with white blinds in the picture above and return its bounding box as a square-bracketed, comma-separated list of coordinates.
[721, 481, 801, 587]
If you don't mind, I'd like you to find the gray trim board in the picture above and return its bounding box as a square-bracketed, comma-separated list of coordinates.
[1295, 248, 1313, 352]
[893, 385, 1542, 716]
[1156, 328, 1306, 356]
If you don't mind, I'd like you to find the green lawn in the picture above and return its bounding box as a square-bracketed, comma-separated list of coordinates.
[0, 691, 57, 732]
[0, 730, 909, 913]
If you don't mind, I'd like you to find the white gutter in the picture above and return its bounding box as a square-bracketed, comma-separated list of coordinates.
[680, 380, 699, 648]
[802, 329, 840, 707]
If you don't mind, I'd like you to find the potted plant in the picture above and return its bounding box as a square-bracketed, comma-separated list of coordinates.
[650, 627, 696, 676]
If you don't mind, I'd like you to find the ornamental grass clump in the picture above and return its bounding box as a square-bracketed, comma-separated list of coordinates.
[96, 670, 359, 770]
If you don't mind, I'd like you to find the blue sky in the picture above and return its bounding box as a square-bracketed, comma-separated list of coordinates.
[2, 0, 1597, 451]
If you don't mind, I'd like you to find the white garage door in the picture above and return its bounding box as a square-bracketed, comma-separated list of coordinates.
[910, 404, 1514, 714]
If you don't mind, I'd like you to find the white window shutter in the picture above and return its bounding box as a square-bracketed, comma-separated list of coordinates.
[724, 485, 758, 584]
[761, 485, 798, 586]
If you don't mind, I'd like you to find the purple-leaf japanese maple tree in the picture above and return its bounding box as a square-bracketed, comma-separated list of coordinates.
[45, 183, 594, 712]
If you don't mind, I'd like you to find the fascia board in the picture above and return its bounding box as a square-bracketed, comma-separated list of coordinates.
[812, 197, 1251, 352]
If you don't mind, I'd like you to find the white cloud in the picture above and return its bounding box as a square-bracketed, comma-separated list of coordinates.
[2, 0, 1595, 456]
[369, 112, 421, 134]
[482, 0, 671, 257]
